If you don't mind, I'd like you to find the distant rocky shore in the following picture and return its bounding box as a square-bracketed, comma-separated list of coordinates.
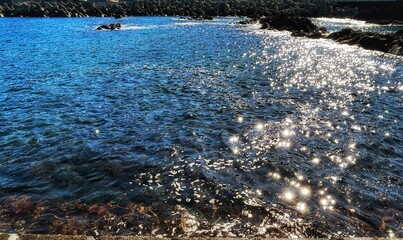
[0, 0, 330, 18]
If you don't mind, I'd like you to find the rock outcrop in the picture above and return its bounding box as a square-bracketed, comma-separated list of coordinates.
[256, 14, 402, 56]
[259, 13, 326, 38]
[328, 28, 403, 55]
[95, 23, 121, 30]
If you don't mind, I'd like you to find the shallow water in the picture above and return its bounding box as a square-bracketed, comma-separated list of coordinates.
[0, 17, 402, 237]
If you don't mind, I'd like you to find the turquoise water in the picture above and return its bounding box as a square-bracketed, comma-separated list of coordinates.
[0, 17, 402, 237]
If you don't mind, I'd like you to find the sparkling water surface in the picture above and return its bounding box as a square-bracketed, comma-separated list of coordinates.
[0, 17, 402, 237]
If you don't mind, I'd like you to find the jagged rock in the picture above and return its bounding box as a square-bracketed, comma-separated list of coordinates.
[95, 23, 121, 30]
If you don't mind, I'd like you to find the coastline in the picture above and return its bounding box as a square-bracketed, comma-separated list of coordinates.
[0, 1, 402, 56]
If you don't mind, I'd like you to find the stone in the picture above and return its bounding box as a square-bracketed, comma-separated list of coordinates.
[95, 23, 121, 30]
[259, 12, 321, 36]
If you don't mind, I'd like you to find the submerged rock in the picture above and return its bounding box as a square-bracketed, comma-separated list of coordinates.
[95, 23, 121, 30]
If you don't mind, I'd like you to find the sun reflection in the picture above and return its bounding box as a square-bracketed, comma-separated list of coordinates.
[255, 123, 264, 131]
[300, 187, 311, 197]
[312, 157, 320, 165]
[351, 125, 362, 132]
[277, 140, 292, 149]
[229, 136, 239, 143]
[237, 116, 244, 123]
[296, 202, 308, 213]
[387, 230, 395, 238]
[328, 176, 339, 184]
[268, 172, 281, 180]
[281, 129, 295, 138]
[282, 190, 295, 202]
[320, 195, 336, 210]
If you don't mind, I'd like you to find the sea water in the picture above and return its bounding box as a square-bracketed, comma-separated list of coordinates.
[0, 17, 402, 237]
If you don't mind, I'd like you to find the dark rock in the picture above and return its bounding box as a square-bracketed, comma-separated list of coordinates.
[291, 30, 306, 37]
[189, 15, 213, 20]
[259, 13, 321, 37]
[261, 22, 269, 29]
[95, 23, 121, 30]
[114, 14, 123, 19]
[328, 28, 403, 55]
[306, 31, 323, 39]
[319, 27, 328, 33]
[236, 19, 256, 25]
[396, 29, 403, 37]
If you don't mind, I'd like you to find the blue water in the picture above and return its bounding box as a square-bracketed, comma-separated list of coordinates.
[0, 17, 402, 237]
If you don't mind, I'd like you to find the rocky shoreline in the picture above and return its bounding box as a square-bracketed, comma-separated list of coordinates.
[258, 14, 403, 56]
[0, 0, 402, 56]
[328, 28, 403, 56]
[0, 0, 330, 18]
